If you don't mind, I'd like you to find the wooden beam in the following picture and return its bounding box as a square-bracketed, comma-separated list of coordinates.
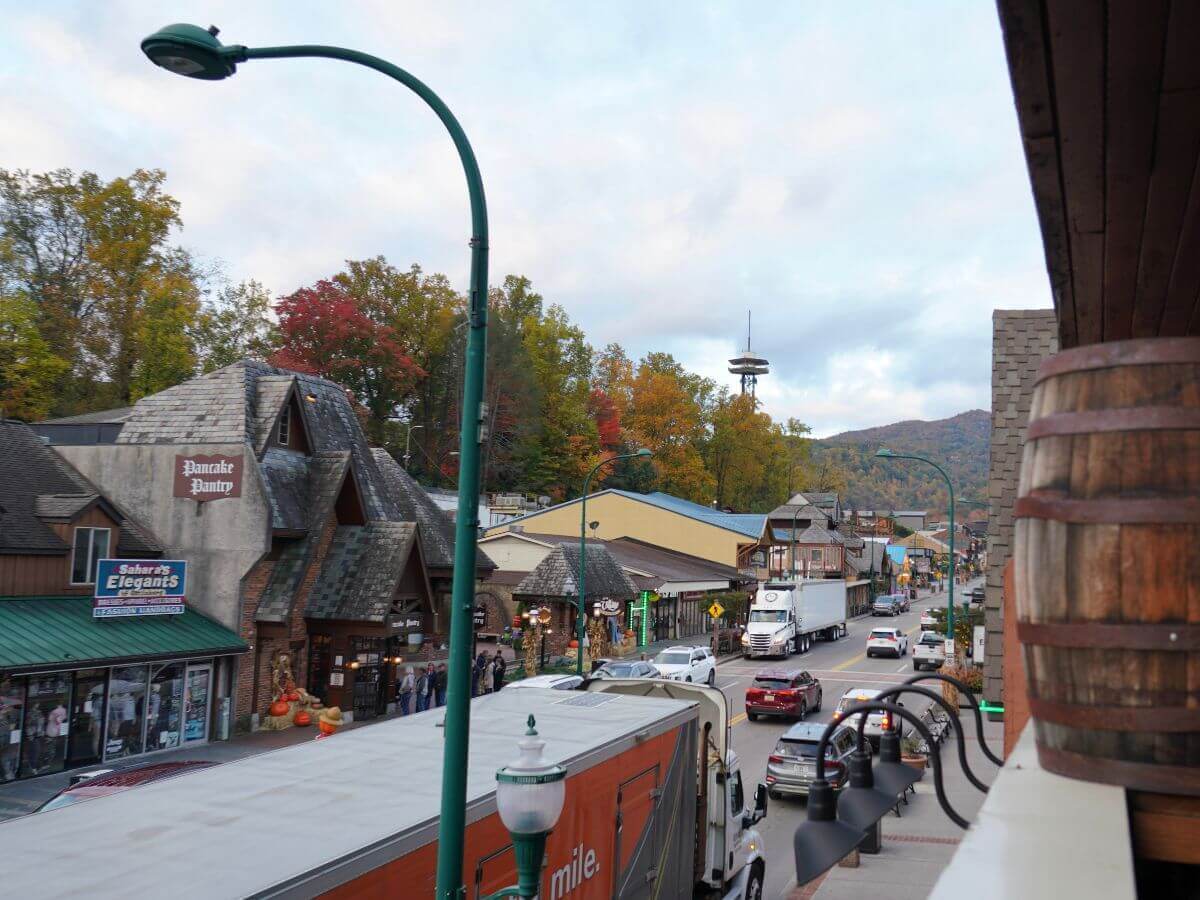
[1101, 0, 1168, 340]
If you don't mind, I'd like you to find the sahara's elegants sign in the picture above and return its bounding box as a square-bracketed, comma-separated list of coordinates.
[94, 559, 188, 618]
[173, 453, 243, 501]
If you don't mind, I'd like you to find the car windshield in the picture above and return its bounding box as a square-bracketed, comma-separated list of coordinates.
[749, 610, 788, 623]
[777, 739, 834, 759]
[919, 633, 943, 645]
[599, 663, 638, 677]
[654, 651, 691, 665]
[869, 630, 896, 639]
[754, 677, 793, 689]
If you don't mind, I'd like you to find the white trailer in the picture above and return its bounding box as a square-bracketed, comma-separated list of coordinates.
[742, 579, 848, 658]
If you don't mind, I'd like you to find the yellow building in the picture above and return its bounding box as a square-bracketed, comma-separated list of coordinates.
[482, 490, 770, 570]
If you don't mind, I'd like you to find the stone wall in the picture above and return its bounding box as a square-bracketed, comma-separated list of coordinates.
[985, 310, 1057, 706]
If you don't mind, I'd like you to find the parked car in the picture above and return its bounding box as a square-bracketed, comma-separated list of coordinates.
[920, 607, 939, 629]
[745, 669, 822, 721]
[589, 660, 659, 680]
[765, 721, 859, 798]
[912, 631, 947, 671]
[871, 596, 900, 617]
[652, 646, 716, 685]
[506, 674, 584, 691]
[866, 626, 909, 658]
[832, 687, 908, 748]
[36, 761, 216, 813]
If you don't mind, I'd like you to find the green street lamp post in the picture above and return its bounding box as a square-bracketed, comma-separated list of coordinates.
[576, 448, 652, 675]
[486, 715, 567, 899]
[874, 448, 957, 643]
[140, 24, 490, 899]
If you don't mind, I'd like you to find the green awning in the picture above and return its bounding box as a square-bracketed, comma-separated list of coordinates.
[0, 595, 247, 674]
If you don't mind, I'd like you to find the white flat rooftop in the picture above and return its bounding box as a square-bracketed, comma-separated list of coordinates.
[0, 688, 695, 899]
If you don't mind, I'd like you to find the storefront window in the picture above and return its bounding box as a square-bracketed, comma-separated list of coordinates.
[0, 675, 25, 783]
[106, 665, 148, 760]
[67, 669, 108, 768]
[19, 673, 71, 778]
[147, 664, 184, 751]
[184, 666, 210, 742]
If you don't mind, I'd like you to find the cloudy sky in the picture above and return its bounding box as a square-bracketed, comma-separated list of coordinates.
[1, 1, 1051, 437]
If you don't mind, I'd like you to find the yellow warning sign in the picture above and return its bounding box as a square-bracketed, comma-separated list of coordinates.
[537, 607, 552, 625]
[708, 601, 725, 619]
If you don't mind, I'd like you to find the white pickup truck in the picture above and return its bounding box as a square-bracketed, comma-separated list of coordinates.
[912, 630, 947, 671]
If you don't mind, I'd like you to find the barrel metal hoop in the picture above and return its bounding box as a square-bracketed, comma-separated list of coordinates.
[1017, 621, 1200, 650]
[1029, 697, 1200, 732]
[1035, 337, 1200, 384]
[1026, 407, 1200, 440]
[1036, 744, 1200, 796]
[1014, 494, 1200, 524]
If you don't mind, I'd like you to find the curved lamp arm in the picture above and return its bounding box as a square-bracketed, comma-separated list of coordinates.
[853, 684, 990, 793]
[904, 672, 1004, 766]
[816, 700, 970, 829]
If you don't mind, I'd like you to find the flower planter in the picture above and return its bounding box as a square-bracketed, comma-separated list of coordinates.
[901, 754, 928, 778]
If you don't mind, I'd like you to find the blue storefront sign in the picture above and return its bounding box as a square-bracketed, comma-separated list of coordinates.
[93, 559, 187, 618]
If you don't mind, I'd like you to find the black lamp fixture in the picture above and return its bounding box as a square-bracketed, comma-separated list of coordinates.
[835, 748, 896, 832]
[793, 778, 866, 885]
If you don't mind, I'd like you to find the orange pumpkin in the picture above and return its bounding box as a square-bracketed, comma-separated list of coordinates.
[318, 720, 336, 736]
[268, 699, 290, 717]
[568, 639, 579, 649]
[293, 710, 312, 727]
[285, 690, 301, 702]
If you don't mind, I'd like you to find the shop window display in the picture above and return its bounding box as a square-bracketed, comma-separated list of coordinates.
[106, 665, 149, 760]
[67, 669, 108, 768]
[0, 675, 25, 783]
[19, 673, 71, 778]
[147, 663, 184, 751]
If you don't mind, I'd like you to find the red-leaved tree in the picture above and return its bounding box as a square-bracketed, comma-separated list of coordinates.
[270, 280, 424, 433]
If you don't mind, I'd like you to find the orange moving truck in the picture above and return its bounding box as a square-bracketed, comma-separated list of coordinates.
[0, 680, 767, 899]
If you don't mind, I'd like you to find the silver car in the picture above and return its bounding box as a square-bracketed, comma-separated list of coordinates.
[765, 721, 858, 798]
[832, 687, 909, 747]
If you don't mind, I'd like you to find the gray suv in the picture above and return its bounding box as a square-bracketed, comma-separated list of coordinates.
[765, 721, 859, 798]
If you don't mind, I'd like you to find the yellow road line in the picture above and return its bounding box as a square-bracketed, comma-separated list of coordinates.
[730, 712, 747, 726]
[833, 622, 924, 671]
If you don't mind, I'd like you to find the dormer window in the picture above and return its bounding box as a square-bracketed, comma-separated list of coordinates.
[278, 406, 291, 446]
[71, 527, 110, 585]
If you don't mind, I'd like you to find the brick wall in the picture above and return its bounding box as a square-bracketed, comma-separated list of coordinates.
[235, 556, 274, 725]
[985, 310, 1057, 706]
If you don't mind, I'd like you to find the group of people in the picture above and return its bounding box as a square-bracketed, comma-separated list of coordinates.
[396, 650, 508, 716]
[397, 663, 446, 715]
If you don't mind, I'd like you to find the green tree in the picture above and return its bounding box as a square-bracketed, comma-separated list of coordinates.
[195, 280, 278, 372]
[0, 293, 69, 420]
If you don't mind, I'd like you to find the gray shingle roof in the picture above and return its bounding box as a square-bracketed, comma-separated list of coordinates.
[260, 448, 312, 533]
[256, 452, 350, 623]
[117, 363, 253, 445]
[251, 375, 296, 455]
[39, 407, 134, 425]
[767, 502, 829, 526]
[513, 542, 637, 601]
[306, 522, 418, 621]
[371, 448, 495, 573]
[0, 420, 162, 556]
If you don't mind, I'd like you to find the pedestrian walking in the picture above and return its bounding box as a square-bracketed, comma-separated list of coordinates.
[471, 652, 487, 698]
[423, 664, 436, 709]
[415, 666, 430, 713]
[435, 663, 447, 707]
[481, 656, 495, 694]
[398, 667, 415, 716]
[492, 651, 506, 690]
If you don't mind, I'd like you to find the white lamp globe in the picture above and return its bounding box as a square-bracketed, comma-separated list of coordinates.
[495, 715, 567, 836]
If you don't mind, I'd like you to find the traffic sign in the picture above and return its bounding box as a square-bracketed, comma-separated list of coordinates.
[708, 601, 725, 619]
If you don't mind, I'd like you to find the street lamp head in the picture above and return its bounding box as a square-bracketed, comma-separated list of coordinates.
[635, 448, 653, 458]
[141, 23, 239, 80]
[874, 447, 894, 458]
[495, 715, 567, 836]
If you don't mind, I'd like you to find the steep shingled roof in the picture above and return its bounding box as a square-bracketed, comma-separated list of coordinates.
[306, 522, 419, 622]
[513, 542, 637, 601]
[0, 421, 162, 556]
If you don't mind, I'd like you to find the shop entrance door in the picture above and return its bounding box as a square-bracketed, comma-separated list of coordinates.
[350, 637, 384, 721]
[183, 665, 211, 743]
[66, 669, 107, 768]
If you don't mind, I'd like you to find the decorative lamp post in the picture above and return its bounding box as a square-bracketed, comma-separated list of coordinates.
[576, 448, 652, 675]
[487, 715, 567, 899]
[404, 424, 425, 471]
[874, 448, 956, 645]
[140, 24, 491, 900]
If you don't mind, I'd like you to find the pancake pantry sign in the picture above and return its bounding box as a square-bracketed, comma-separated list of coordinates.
[173, 453, 243, 502]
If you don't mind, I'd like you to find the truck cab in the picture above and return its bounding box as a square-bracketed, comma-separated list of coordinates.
[743, 583, 799, 658]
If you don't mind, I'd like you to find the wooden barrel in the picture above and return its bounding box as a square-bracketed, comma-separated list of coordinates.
[1015, 337, 1200, 795]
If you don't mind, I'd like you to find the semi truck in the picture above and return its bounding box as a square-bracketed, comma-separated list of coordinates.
[0, 680, 767, 900]
[742, 579, 848, 658]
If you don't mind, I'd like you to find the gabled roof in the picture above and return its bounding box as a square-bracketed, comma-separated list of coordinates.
[306, 522, 421, 622]
[0, 420, 162, 556]
[767, 502, 828, 525]
[251, 375, 297, 456]
[804, 492, 840, 507]
[513, 542, 638, 601]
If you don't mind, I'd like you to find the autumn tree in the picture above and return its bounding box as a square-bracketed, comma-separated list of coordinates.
[0, 293, 69, 420]
[625, 353, 714, 502]
[270, 280, 423, 436]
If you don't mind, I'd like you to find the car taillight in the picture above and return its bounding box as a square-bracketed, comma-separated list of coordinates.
[746, 688, 761, 698]
[768, 754, 784, 764]
[827, 760, 846, 780]
[882, 713, 892, 730]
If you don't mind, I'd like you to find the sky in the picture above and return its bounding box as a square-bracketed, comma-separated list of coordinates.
[0, 1, 1052, 438]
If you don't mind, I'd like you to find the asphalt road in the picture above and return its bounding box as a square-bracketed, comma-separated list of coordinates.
[716, 579, 983, 900]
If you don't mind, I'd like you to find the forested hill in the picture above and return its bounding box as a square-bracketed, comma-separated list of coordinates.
[813, 410, 989, 512]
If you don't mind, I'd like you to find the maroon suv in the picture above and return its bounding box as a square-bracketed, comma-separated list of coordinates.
[745, 669, 823, 721]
